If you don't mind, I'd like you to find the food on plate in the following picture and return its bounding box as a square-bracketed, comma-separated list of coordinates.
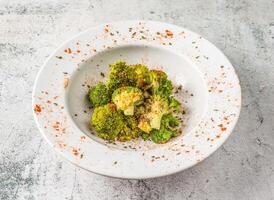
[88, 61, 182, 143]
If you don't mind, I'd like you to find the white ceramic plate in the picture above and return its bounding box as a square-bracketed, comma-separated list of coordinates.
[32, 21, 241, 179]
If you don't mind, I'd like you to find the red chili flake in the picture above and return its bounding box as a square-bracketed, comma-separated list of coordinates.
[165, 29, 173, 37]
[64, 78, 69, 88]
[52, 123, 59, 129]
[92, 49, 97, 52]
[72, 148, 79, 156]
[34, 104, 42, 113]
[58, 143, 67, 148]
[221, 127, 227, 131]
[76, 50, 81, 53]
[64, 48, 72, 54]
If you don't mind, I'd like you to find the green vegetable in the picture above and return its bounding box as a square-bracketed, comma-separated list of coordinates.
[138, 95, 169, 132]
[112, 86, 143, 115]
[151, 114, 180, 143]
[91, 103, 124, 140]
[169, 97, 181, 112]
[107, 61, 136, 92]
[149, 70, 173, 97]
[131, 64, 151, 89]
[89, 61, 182, 144]
[161, 113, 180, 128]
[151, 128, 173, 144]
[88, 82, 110, 107]
[141, 132, 150, 141]
[118, 115, 141, 141]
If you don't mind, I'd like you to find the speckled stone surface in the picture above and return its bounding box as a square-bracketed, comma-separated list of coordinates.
[0, 0, 274, 199]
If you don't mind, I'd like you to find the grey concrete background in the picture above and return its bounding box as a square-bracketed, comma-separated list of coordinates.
[0, 0, 274, 199]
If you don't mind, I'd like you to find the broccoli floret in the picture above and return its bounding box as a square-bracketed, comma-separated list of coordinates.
[148, 95, 169, 129]
[138, 95, 169, 132]
[149, 70, 173, 97]
[169, 97, 181, 112]
[91, 104, 142, 141]
[112, 86, 143, 115]
[88, 82, 110, 107]
[91, 103, 124, 140]
[138, 116, 152, 133]
[151, 114, 181, 144]
[161, 113, 180, 128]
[118, 115, 141, 141]
[141, 132, 150, 141]
[107, 61, 136, 92]
[151, 127, 174, 144]
[131, 64, 151, 89]
[123, 115, 139, 130]
[89, 61, 181, 144]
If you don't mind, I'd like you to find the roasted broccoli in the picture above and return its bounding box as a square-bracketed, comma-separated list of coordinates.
[88, 82, 110, 107]
[91, 103, 124, 140]
[149, 70, 173, 97]
[131, 64, 151, 89]
[89, 61, 182, 144]
[161, 113, 180, 128]
[91, 103, 142, 141]
[169, 96, 181, 112]
[117, 115, 141, 141]
[107, 61, 136, 92]
[138, 95, 169, 132]
[112, 86, 143, 115]
[151, 127, 173, 144]
[151, 114, 181, 144]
